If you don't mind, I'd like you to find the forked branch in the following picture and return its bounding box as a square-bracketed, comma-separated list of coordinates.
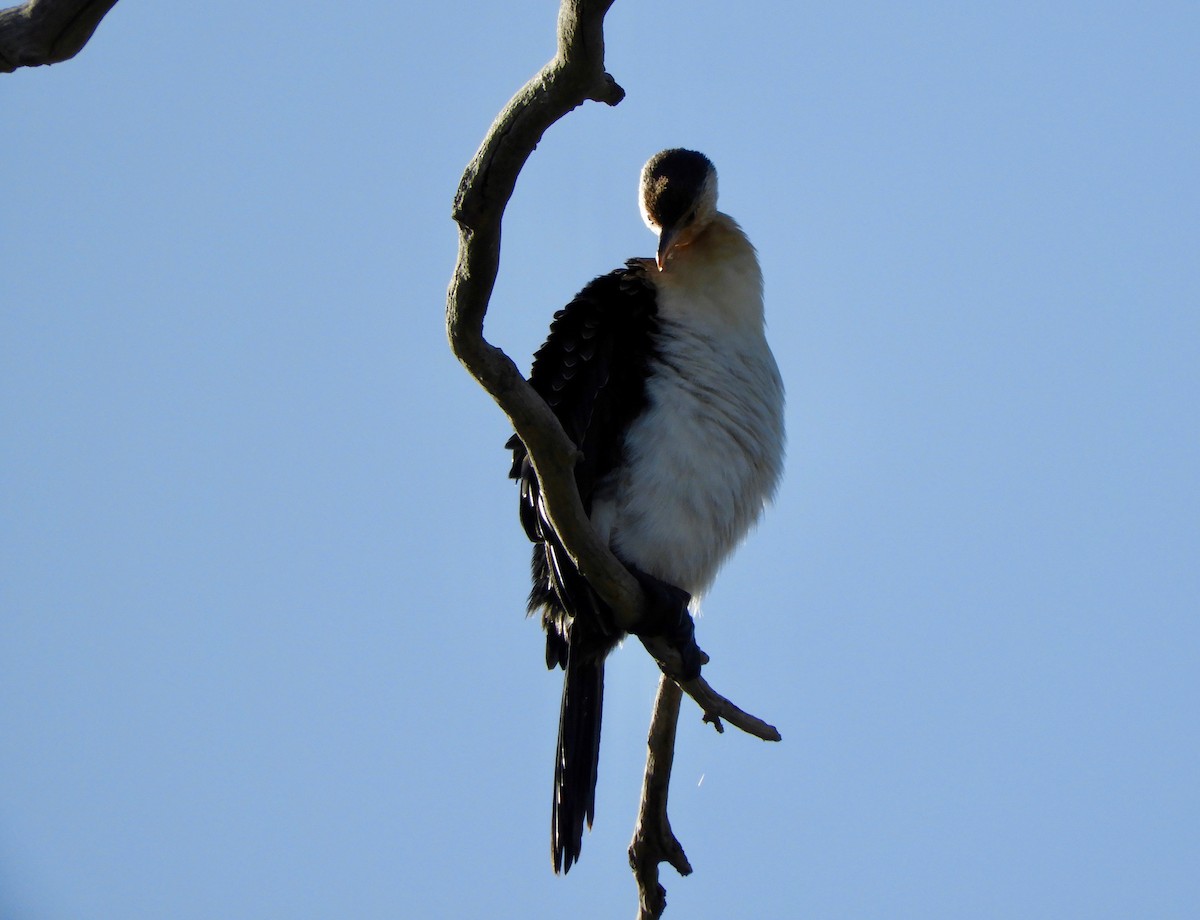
[446, 0, 779, 913]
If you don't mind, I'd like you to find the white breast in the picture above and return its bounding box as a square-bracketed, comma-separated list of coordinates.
[602, 215, 786, 598]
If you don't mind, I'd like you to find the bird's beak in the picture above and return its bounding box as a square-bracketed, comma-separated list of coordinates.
[656, 226, 680, 271]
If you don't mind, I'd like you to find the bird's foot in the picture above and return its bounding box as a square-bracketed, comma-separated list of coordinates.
[623, 565, 705, 681]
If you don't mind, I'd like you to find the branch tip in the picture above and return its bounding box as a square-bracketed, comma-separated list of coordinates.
[591, 72, 625, 105]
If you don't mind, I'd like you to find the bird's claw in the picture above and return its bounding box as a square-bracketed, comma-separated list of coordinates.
[665, 609, 705, 681]
[624, 565, 704, 681]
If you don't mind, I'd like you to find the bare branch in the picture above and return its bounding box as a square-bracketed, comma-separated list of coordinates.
[446, 0, 645, 632]
[686, 676, 783, 741]
[629, 675, 692, 920]
[447, 1, 782, 911]
[638, 636, 781, 740]
[628, 665, 779, 919]
[0, 0, 119, 73]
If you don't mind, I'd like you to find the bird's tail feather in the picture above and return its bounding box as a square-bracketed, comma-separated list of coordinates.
[552, 650, 605, 874]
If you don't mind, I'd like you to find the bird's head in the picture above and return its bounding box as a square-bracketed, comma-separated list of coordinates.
[639, 149, 718, 271]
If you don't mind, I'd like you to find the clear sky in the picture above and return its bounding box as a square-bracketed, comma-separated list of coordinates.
[3, 2, 1198, 918]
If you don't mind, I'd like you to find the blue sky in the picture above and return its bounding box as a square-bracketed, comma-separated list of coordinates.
[2, 2, 1197, 917]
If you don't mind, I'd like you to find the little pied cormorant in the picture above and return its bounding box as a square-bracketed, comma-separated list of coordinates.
[507, 148, 785, 874]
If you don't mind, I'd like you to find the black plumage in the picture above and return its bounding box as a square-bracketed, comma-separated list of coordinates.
[506, 260, 660, 874]
[640, 148, 714, 230]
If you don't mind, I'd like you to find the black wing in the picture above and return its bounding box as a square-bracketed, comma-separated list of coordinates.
[506, 260, 659, 663]
[506, 260, 659, 873]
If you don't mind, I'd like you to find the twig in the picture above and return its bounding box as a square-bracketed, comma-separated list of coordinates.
[638, 636, 782, 742]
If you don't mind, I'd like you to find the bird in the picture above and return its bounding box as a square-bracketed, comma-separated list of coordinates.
[506, 148, 785, 874]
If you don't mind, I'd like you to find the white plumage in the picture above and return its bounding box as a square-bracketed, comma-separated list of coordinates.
[600, 213, 785, 597]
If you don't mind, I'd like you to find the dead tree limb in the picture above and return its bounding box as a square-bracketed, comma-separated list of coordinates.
[629, 675, 691, 920]
[446, 0, 780, 913]
[0, 0, 119, 73]
[447, 0, 643, 637]
[628, 655, 780, 919]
